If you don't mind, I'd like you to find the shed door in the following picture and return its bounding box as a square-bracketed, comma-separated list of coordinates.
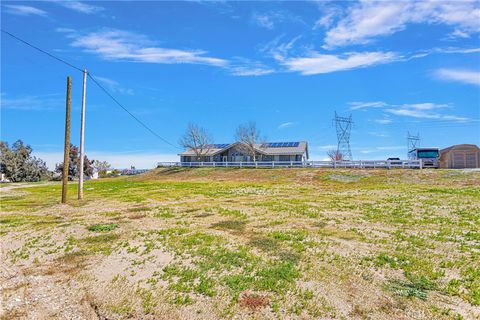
[466, 153, 477, 168]
[452, 152, 465, 168]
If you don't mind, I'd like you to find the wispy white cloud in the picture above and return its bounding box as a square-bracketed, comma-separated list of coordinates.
[434, 68, 480, 86]
[228, 58, 274, 76]
[409, 47, 480, 59]
[386, 103, 467, 121]
[351, 101, 469, 122]
[189, 0, 234, 15]
[278, 122, 297, 129]
[60, 1, 103, 14]
[0, 93, 62, 111]
[251, 12, 276, 30]
[313, 5, 342, 30]
[283, 51, 398, 75]
[229, 66, 274, 76]
[447, 29, 471, 39]
[64, 28, 275, 76]
[385, 107, 468, 121]
[311, 144, 337, 151]
[264, 32, 480, 75]
[376, 146, 404, 151]
[56, 27, 76, 33]
[94, 76, 134, 95]
[359, 145, 405, 154]
[312, 0, 347, 30]
[69, 29, 228, 67]
[368, 131, 389, 138]
[251, 10, 304, 30]
[374, 118, 393, 124]
[323, 1, 480, 48]
[3, 4, 47, 17]
[349, 101, 387, 110]
[48, 0, 104, 14]
[259, 35, 304, 62]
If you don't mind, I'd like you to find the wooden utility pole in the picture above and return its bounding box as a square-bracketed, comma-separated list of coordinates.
[62, 76, 72, 204]
[78, 69, 87, 199]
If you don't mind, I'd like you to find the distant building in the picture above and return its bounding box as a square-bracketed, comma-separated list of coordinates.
[439, 144, 480, 169]
[179, 141, 309, 163]
[1, 173, 10, 183]
[85, 170, 99, 180]
[121, 168, 149, 175]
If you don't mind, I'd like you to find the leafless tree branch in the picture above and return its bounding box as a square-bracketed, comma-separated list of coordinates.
[327, 149, 343, 161]
[235, 121, 265, 161]
[179, 123, 212, 161]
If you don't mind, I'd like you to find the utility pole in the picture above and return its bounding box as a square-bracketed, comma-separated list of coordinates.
[62, 76, 72, 204]
[78, 69, 87, 199]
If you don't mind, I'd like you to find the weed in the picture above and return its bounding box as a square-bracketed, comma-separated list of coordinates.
[87, 223, 118, 232]
[386, 279, 429, 300]
[210, 220, 246, 232]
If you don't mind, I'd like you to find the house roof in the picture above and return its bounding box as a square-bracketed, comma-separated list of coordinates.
[440, 144, 480, 153]
[179, 141, 309, 158]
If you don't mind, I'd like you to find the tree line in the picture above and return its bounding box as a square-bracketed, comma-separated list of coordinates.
[0, 140, 111, 182]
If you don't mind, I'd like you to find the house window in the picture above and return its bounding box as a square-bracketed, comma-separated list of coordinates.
[279, 155, 290, 161]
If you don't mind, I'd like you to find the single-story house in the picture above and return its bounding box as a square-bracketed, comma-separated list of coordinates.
[439, 144, 480, 168]
[179, 141, 309, 162]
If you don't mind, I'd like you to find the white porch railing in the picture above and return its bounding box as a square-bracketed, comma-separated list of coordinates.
[156, 160, 423, 169]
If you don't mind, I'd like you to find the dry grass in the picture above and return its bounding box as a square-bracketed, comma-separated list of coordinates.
[1, 168, 479, 319]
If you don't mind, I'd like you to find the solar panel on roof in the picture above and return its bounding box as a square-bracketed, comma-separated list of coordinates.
[208, 143, 229, 148]
[262, 142, 300, 148]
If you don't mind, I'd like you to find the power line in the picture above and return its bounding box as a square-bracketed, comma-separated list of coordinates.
[2, 28, 181, 150]
[2, 29, 84, 72]
[87, 73, 181, 150]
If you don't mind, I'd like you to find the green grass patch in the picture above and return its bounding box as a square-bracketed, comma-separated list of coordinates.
[386, 279, 430, 300]
[210, 220, 246, 232]
[87, 223, 119, 232]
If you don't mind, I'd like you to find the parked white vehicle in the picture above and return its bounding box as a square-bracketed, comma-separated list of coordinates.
[408, 148, 440, 168]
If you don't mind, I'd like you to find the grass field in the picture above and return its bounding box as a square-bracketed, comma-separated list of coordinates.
[1, 168, 479, 319]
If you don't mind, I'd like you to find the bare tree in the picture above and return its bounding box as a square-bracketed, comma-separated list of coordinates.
[327, 149, 343, 161]
[179, 123, 212, 161]
[235, 121, 264, 161]
[93, 160, 111, 174]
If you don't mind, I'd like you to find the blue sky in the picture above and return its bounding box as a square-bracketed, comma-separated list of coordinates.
[1, 0, 479, 168]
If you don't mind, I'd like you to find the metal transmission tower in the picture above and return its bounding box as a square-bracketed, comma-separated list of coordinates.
[407, 131, 420, 152]
[334, 112, 354, 161]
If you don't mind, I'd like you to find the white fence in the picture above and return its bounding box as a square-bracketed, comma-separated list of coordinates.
[157, 160, 423, 169]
